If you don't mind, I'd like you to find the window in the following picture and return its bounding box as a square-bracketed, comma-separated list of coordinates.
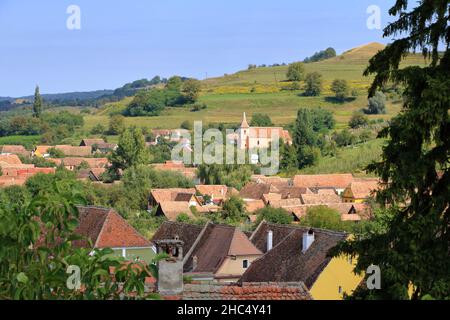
[243, 260, 249, 269]
[338, 286, 343, 294]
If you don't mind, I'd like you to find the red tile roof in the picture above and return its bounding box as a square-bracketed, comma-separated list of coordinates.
[181, 282, 312, 300]
[75, 206, 151, 248]
[292, 174, 354, 189]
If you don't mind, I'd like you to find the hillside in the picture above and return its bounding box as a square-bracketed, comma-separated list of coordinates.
[88, 42, 419, 131]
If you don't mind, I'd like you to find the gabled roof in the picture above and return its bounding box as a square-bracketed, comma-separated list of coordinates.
[195, 185, 228, 199]
[156, 201, 195, 221]
[151, 221, 204, 256]
[79, 139, 105, 146]
[150, 188, 196, 204]
[239, 182, 280, 200]
[182, 282, 312, 300]
[242, 222, 347, 288]
[270, 198, 303, 208]
[228, 229, 262, 256]
[74, 206, 151, 248]
[0, 145, 29, 156]
[300, 193, 342, 205]
[345, 179, 380, 199]
[187, 224, 262, 274]
[48, 157, 109, 168]
[245, 199, 266, 213]
[55, 145, 92, 157]
[292, 174, 354, 189]
[0, 154, 22, 165]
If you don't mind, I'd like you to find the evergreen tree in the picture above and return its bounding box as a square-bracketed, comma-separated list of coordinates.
[332, 0, 450, 299]
[293, 108, 317, 168]
[33, 85, 43, 118]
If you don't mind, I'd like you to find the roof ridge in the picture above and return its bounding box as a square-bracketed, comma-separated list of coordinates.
[263, 222, 348, 237]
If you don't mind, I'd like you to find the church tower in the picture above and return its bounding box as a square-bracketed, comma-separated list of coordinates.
[238, 112, 250, 149]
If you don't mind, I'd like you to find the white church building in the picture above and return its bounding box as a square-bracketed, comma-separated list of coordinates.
[229, 113, 292, 150]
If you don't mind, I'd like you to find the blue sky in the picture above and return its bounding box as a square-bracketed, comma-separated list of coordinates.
[0, 0, 395, 97]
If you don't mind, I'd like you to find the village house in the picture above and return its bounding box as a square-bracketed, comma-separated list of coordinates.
[47, 157, 109, 171]
[33, 145, 92, 157]
[151, 161, 199, 183]
[342, 179, 380, 203]
[0, 145, 29, 157]
[152, 221, 263, 283]
[155, 201, 196, 221]
[241, 221, 363, 300]
[74, 206, 154, 263]
[150, 238, 312, 300]
[229, 113, 292, 150]
[79, 139, 117, 154]
[148, 188, 199, 209]
[291, 174, 354, 195]
[0, 154, 56, 187]
[194, 184, 229, 205]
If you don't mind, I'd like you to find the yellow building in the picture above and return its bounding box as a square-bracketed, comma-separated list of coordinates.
[342, 179, 380, 203]
[241, 222, 363, 300]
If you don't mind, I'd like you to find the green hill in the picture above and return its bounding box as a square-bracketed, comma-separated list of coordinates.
[85, 42, 427, 131]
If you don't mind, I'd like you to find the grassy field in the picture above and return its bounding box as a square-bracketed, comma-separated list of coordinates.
[83, 43, 423, 132]
[297, 139, 385, 176]
[0, 135, 41, 149]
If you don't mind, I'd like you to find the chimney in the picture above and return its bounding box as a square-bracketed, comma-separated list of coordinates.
[154, 239, 184, 296]
[302, 229, 315, 253]
[267, 230, 273, 252]
[192, 255, 198, 270]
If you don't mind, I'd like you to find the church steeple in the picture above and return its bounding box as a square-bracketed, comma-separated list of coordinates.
[240, 112, 250, 129]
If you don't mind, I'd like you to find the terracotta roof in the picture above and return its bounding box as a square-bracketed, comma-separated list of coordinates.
[150, 188, 196, 204]
[0, 154, 22, 165]
[181, 282, 312, 300]
[186, 224, 262, 274]
[251, 175, 291, 187]
[90, 168, 106, 181]
[283, 203, 368, 221]
[48, 157, 109, 168]
[55, 145, 92, 157]
[262, 193, 282, 205]
[0, 176, 27, 187]
[270, 198, 303, 208]
[277, 186, 312, 198]
[74, 206, 151, 248]
[345, 179, 380, 199]
[195, 185, 228, 199]
[0, 145, 29, 156]
[317, 188, 338, 195]
[240, 182, 280, 200]
[245, 200, 266, 213]
[80, 139, 105, 146]
[292, 174, 354, 189]
[156, 201, 195, 221]
[300, 193, 342, 205]
[228, 229, 262, 256]
[243, 222, 347, 288]
[248, 127, 292, 144]
[151, 221, 204, 256]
